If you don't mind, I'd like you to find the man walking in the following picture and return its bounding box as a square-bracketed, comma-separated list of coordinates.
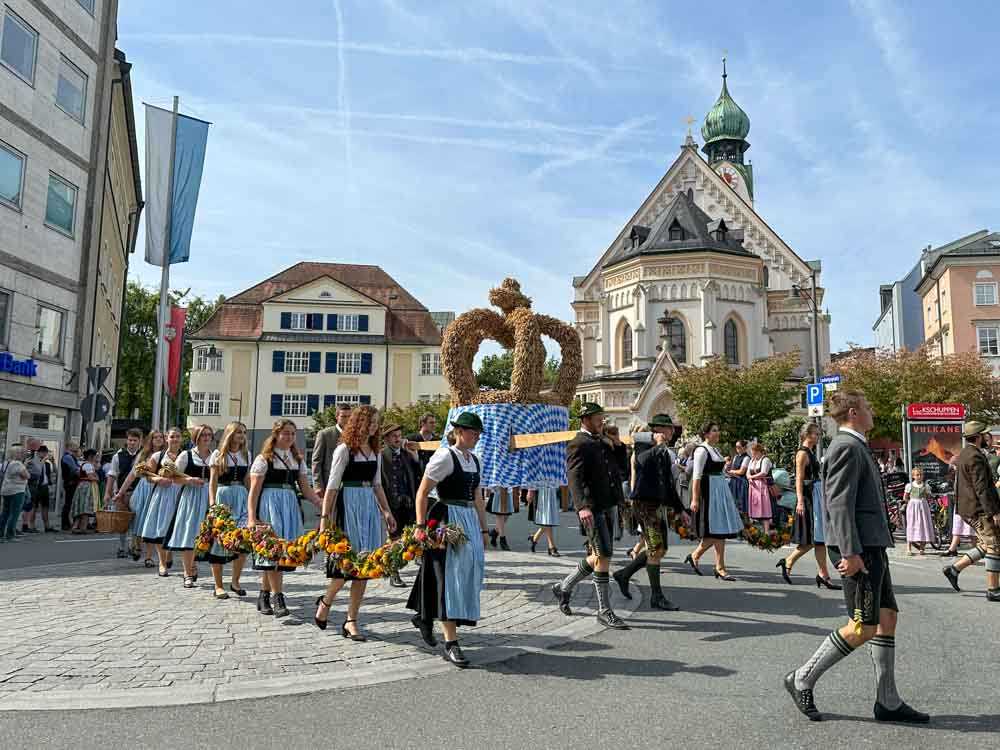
[61, 442, 80, 531]
[785, 389, 928, 724]
[552, 402, 628, 630]
[405, 412, 439, 477]
[612, 414, 689, 611]
[311, 403, 353, 491]
[381, 423, 420, 587]
[943, 421, 1000, 601]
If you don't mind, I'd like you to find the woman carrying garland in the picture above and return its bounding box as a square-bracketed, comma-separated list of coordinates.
[247, 419, 322, 618]
[207, 422, 251, 599]
[166, 424, 216, 589]
[69, 449, 100, 533]
[139, 427, 184, 575]
[407, 412, 489, 668]
[776, 422, 841, 589]
[684, 422, 743, 581]
[113, 430, 165, 567]
[527, 485, 560, 556]
[314, 406, 396, 638]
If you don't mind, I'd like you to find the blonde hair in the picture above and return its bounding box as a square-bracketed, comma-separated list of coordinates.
[911, 466, 923, 479]
[189, 424, 216, 449]
[261, 419, 303, 464]
[140, 431, 165, 462]
[213, 422, 249, 470]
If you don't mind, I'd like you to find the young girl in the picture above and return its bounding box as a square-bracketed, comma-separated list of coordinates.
[166, 425, 216, 588]
[903, 466, 935, 555]
[70, 449, 100, 534]
[207, 422, 250, 599]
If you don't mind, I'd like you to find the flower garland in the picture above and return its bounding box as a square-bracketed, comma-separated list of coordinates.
[740, 513, 794, 552]
[667, 509, 694, 541]
[194, 506, 467, 579]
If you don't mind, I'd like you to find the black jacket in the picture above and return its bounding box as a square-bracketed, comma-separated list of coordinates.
[567, 431, 623, 513]
[631, 444, 684, 513]
[380, 446, 420, 510]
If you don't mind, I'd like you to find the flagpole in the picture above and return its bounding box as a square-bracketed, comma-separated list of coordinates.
[151, 96, 179, 432]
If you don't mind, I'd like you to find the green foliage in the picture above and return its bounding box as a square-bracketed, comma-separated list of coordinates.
[668, 351, 801, 450]
[760, 417, 807, 473]
[475, 351, 560, 391]
[310, 398, 452, 438]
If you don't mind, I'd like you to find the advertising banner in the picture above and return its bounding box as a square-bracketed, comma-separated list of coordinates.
[907, 421, 961, 481]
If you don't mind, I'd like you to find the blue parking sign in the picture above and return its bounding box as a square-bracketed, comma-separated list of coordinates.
[806, 383, 824, 406]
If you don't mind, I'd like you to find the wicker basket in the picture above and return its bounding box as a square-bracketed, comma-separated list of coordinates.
[96, 510, 134, 534]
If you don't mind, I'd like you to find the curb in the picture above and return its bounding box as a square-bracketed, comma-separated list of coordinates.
[1, 554, 641, 711]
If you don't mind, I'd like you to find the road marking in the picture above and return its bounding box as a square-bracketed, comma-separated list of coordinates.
[54, 538, 118, 544]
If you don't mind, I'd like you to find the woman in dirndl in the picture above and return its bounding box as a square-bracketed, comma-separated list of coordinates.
[528, 485, 560, 556]
[313, 406, 396, 639]
[726, 441, 750, 514]
[775, 422, 840, 589]
[165, 424, 216, 589]
[247, 419, 322, 619]
[113, 430, 165, 567]
[70, 449, 100, 533]
[745, 442, 774, 533]
[206, 422, 250, 600]
[407, 412, 489, 668]
[683, 422, 743, 581]
[139, 427, 184, 576]
[486, 485, 517, 551]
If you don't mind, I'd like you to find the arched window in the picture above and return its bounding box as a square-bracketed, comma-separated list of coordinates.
[621, 322, 633, 368]
[663, 316, 686, 364]
[724, 319, 739, 364]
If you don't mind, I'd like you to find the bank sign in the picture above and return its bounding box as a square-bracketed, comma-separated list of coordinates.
[0, 352, 38, 377]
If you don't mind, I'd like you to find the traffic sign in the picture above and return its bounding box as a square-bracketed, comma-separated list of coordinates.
[81, 394, 111, 422]
[806, 383, 824, 406]
[808, 403, 824, 417]
[819, 374, 841, 392]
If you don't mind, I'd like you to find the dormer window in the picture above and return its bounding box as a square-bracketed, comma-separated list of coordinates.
[668, 219, 685, 242]
[712, 227, 727, 242]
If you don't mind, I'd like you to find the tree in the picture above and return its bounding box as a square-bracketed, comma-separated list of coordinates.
[310, 398, 453, 439]
[760, 416, 807, 473]
[668, 352, 801, 450]
[830, 346, 1000, 443]
[476, 351, 560, 391]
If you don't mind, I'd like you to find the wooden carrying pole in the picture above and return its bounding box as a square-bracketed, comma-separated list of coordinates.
[414, 432, 633, 452]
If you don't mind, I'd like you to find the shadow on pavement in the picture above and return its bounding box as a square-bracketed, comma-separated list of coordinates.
[483, 650, 738, 680]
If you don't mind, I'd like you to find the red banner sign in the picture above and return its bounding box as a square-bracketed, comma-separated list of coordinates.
[166, 306, 186, 397]
[906, 403, 965, 421]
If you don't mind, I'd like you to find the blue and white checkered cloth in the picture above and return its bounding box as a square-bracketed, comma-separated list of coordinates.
[444, 403, 568, 489]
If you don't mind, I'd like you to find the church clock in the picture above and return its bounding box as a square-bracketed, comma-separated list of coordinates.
[716, 163, 753, 203]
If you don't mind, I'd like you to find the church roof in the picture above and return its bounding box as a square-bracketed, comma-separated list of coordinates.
[604, 188, 755, 268]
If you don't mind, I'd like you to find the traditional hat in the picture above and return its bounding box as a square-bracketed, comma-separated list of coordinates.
[381, 423, 403, 438]
[963, 421, 990, 438]
[648, 413, 675, 429]
[578, 402, 604, 418]
[450, 412, 484, 432]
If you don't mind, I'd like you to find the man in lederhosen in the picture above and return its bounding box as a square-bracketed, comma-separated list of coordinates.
[785, 389, 928, 724]
[612, 414, 689, 611]
[381, 423, 420, 588]
[551, 402, 628, 630]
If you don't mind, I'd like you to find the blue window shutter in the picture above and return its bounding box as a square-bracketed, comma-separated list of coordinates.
[361, 353, 373, 374]
[323, 395, 336, 410]
[270, 394, 283, 416]
[280, 312, 291, 330]
[360, 395, 371, 405]
[325, 352, 337, 373]
[327, 314, 338, 331]
[307, 395, 320, 415]
[272, 351, 285, 372]
[309, 313, 323, 330]
[308, 352, 321, 373]
[358, 314, 369, 332]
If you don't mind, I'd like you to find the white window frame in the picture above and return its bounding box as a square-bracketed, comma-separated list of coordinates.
[206, 393, 221, 416]
[974, 282, 998, 306]
[336, 352, 362, 374]
[337, 314, 360, 332]
[289, 312, 307, 330]
[337, 394, 362, 406]
[34, 304, 64, 360]
[190, 392, 206, 415]
[282, 394, 308, 417]
[420, 352, 442, 376]
[978, 327, 1000, 356]
[195, 347, 223, 372]
[55, 55, 88, 124]
[284, 351, 310, 373]
[0, 139, 25, 210]
[44, 172, 78, 237]
[1, 9, 38, 85]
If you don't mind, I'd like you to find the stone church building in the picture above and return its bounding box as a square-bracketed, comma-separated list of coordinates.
[573, 64, 831, 429]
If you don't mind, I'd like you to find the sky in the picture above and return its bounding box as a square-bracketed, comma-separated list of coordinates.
[119, 0, 998, 353]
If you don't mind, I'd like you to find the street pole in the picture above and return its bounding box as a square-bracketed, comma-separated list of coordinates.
[809, 269, 823, 460]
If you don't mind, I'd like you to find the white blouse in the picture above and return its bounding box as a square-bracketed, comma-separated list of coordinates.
[690, 443, 725, 481]
[250, 448, 307, 476]
[425, 446, 478, 483]
[326, 444, 382, 491]
[209, 449, 249, 469]
[175, 449, 212, 474]
[748, 456, 773, 478]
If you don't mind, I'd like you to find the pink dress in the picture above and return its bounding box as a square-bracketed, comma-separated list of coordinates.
[746, 456, 773, 520]
[904, 482, 935, 544]
[952, 508, 975, 538]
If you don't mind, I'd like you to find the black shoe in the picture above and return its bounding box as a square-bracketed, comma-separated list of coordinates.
[341, 619, 367, 642]
[489, 529, 498, 548]
[257, 591, 274, 615]
[130, 550, 141, 561]
[547, 547, 560, 557]
[272, 593, 289, 618]
[777, 558, 794, 584]
[529, 535, 537, 553]
[552, 583, 572, 616]
[314, 596, 330, 630]
[649, 594, 680, 611]
[815, 575, 842, 590]
[443, 642, 470, 668]
[499, 536, 510, 551]
[229, 584, 247, 597]
[612, 569, 632, 600]
[873, 701, 930, 724]
[389, 571, 407, 588]
[597, 610, 630, 630]
[942, 565, 961, 592]
[183, 576, 195, 589]
[987, 589, 1000, 602]
[684, 554, 703, 576]
[714, 569, 736, 581]
[784, 671, 822, 721]
[411, 615, 437, 647]
[116, 550, 127, 559]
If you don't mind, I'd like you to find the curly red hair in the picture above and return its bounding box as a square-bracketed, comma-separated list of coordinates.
[341, 405, 381, 453]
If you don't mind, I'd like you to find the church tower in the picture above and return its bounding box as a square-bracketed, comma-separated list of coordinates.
[701, 58, 754, 204]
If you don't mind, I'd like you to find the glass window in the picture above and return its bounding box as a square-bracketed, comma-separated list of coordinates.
[0, 289, 9, 346]
[45, 174, 78, 236]
[620, 323, 632, 367]
[974, 283, 997, 306]
[420, 352, 441, 376]
[18, 411, 65, 432]
[336, 394, 361, 406]
[724, 319, 739, 364]
[283, 394, 307, 416]
[1, 10, 37, 84]
[337, 352, 362, 374]
[76, 0, 95, 14]
[285, 351, 310, 373]
[55, 56, 87, 123]
[663, 316, 686, 364]
[190, 392, 206, 415]
[195, 347, 223, 371]
[338, 314, 359, 332]
[206, 393, 221, 416]
[978, 327, 999, 356]
[35, 306, 64, 359]
[0, 141, 25, 208]
[289, 312, 307, 330]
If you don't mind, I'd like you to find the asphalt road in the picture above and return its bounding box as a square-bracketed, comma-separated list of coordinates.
[3, 513, 996, 749]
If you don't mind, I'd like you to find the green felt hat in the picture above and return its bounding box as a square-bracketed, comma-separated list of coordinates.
[578, 402, 604, 418]
[450, 412, 484, 432]
[648, 413, 675, 429]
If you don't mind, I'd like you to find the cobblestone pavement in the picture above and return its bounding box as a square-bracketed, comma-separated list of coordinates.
[0, 547, 636, 709]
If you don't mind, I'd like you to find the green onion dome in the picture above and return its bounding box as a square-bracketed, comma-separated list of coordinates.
[701, 64, 750, 145]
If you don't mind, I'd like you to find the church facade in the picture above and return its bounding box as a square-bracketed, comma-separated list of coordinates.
[573, 64, 831, 429]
